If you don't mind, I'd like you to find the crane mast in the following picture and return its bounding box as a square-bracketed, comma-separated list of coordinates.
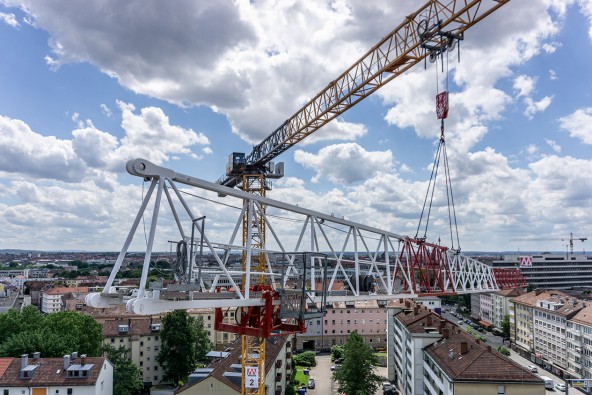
[220, 2, 510, 393]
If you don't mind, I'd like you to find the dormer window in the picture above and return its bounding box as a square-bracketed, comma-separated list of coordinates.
[66, 364, 94, 378]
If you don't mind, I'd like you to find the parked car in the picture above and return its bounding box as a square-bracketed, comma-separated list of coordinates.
[555, 382, 567, 392]
[527, 365, 538, 373]
[308, 378, 316, 389]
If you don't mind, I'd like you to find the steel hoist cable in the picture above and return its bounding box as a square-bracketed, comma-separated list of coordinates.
[415, 49, 461, 252]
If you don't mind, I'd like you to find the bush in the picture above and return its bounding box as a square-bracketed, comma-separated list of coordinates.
[497, 346, 510, 356]
[293, 351, 316, 367]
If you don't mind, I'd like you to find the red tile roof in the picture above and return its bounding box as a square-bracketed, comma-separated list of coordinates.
[426, 331, 542, 384]
[0, 357, 106, 387]
[45, 286, 89, 295]
[0, 358, 14, 379]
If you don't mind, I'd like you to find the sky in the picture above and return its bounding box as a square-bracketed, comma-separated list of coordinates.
[1, 0, 592, 254]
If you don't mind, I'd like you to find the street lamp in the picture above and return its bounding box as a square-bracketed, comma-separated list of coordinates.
[189, 216, 206, 290]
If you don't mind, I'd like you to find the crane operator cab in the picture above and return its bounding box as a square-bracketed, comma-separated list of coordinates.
[226, 152, 246, 176]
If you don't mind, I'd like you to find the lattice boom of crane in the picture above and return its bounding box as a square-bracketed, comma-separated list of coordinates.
[86, 158, 519, 338]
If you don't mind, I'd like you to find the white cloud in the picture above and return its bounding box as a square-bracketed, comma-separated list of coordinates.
[545, 139, 562, 153]
[0, 116, 85, 181]
[293, 143, 393, 184]
[549, 69, 558, 80]
[0, 102, 211, 180]
[559, 107, 592, 144]
[524, 95, 553, 119]
[100, 104, 112, 118]
[513, 75, 535, 97]
[0, 11, 18, 27]
[579, 0, 592, 41]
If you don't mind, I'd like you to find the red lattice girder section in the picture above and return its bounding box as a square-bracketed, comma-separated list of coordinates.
[493, 268, 527, 289]
[214, 285, 305, 338]
[394, 238, 455, 295]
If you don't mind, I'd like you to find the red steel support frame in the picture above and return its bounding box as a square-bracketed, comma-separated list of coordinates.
[395, 238, 456, 296]
[493, 268, 527, 289]
[214, 285, 305, 338]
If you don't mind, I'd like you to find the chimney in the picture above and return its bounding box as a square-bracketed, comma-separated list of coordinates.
[460, 341, 468, 355]
[426, 316, 432, 326]
[440, 319, 446, 328]
[405, 300, 411, 308]
[32, 351, 40, 359]
[64, 355, 71, 369]
[441, 328, 449, 339]
[80, 354, 86, 366]
[21, 354, 28, 370]
[486, 345, 492, 352]
[413, 306, 419, 315]
[71, 351, 78, 360]
[535, 289, 542, 295]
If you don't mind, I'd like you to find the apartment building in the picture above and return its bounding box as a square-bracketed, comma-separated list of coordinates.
[387, 299, 543, 395]
[510, 290, 586, 378]
[41, 287, 89, 314]
[491, 288, 524, 330]
[423, 331, 543, 395]
[566, 303, 592, 379]
[177, 336, 292, 395]
[389, 302, 444, 394]
[296, 300, 388, 350]
[478, 293, 493, 324]
[102, 318, 163, 387]
[0, 353, 113, 395]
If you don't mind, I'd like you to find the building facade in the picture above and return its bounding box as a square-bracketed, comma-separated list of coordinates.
[0, 354, 113, 395]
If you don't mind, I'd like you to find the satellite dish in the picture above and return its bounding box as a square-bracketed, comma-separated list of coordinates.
[429, 52, 437, 63]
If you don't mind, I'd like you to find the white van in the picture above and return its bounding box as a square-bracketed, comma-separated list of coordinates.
[539, 375, 554, 390]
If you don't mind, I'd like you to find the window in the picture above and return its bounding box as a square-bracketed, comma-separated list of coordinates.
[4, 390, 9, 395]
[497, 385, 505, 395]
[67, 389, 73, 395]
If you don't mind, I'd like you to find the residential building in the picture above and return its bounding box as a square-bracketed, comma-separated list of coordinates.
[389, 302, 444, 394]
[470, 293, 482, 322]
[102, 317, 163, 388]
[176, 336, 292, 395]
[478, 293, 492, 325]
[510, 290, 586, 378]
[41, 287, 89, 314]
[296, 300, 388, 350]
[387, 299, 544, 395]
[424, 330, 543, 394]
[0, 353, 113, 395]
[491, 288, 524, 329]
[566, 303, 592, 380]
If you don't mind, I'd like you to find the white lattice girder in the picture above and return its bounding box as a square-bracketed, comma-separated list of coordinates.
[86, 159, 499, 314]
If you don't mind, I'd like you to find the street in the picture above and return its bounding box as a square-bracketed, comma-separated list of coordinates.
[306, 354, 389, 395]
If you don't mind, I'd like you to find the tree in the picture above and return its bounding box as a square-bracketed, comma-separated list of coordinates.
[526, 283, 537, 292]
[331, 345, 344, 361]
[194, 315, 212, 364]
[333, 331, 382, 395]
[157, 310, 209, 385]
[0, 308, 102, 358]
[501, 314, 511, 339]
[103, 345, 143, 395]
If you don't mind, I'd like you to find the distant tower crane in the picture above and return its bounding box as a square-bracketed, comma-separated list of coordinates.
[564, 232, 588, 254]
